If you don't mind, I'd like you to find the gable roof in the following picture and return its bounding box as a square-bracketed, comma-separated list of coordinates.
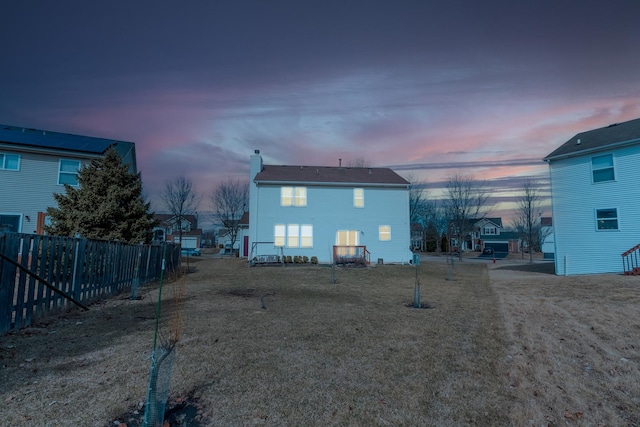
[254, 165, 409, 186]
[0, 124, 135, 160]
[543, 117, 640, 162]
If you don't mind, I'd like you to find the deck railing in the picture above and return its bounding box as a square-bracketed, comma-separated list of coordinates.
[333, 245, 370, 265]
[621, 243, 640, 275]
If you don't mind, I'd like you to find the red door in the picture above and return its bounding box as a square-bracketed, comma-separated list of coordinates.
[243, 236, 249, 257]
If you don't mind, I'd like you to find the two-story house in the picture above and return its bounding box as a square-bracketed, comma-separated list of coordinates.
[248, 150, 412, 264]
[543, 117, 640, 275]
[152, 213, 202, 249]
[0, 124, 136, 235]
[452, 217, 519, 255]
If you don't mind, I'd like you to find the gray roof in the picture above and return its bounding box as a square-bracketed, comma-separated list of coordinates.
[543, 117, 640, 161]
[0, 124, 134, 158]
[254, 165, 409, 186]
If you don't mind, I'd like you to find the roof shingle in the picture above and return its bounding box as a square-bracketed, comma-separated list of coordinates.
[254, 165, 409, 186]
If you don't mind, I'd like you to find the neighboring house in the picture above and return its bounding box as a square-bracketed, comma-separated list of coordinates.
[0, 124, 136, 235]
[540, 216, 554, 260]
[153, 213, 202, 249]
[238, 211, 249, 257]
[543, 117, 640, 275]
[451, 217, 520, 254]
[248, 150, 412, 264]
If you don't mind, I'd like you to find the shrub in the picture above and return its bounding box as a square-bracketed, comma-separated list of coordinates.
[303, 256, 309, 263]
[311, 256, 318, 264]
[285, 255, 292, 263]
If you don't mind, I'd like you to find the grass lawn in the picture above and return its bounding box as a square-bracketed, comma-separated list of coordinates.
[0, 255, 638, 426]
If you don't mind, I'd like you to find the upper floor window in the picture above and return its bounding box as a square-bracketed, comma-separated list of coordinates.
[592, 154, 614, 183]
[281, 186, 307, 206]
[58, 159, 81, 185]
[379, 225, 391, 241]
[354, 188, 364, 208]
[0, 153, 20, 171]
[596, 208, 618, 230]
[483, 227, 497, 235]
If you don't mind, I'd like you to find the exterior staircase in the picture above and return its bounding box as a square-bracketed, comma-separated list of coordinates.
[621, 244, 640, 275]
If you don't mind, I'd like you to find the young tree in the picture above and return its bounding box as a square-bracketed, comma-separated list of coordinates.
[211, 178, 249, 254]
[445, 173, 490, 259]
[161, 175, 200, 246]
[512, 178, 543, 263]
[45, 147, 156, 243]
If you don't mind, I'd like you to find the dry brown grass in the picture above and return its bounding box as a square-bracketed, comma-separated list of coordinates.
[0, 255, 638, 426]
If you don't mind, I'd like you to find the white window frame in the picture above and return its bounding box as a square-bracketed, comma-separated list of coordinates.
[274, 224, 286, 246]
[58, 159, 81, 186]
[592, 154, 615, 183]
[0, 153, 20, 171]
[287, 224, 300, 248]
[301, 224, 313, 248]
[336, 230, 359, 246]
[0, 213, 22, 232]
[354, 188, 364, 208]
[281, 186, 307, 207]
[596, 208, 619, 231]
[379, 225, 391, 241]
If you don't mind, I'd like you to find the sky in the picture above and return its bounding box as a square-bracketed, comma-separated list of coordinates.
[2, 1, 640, 229]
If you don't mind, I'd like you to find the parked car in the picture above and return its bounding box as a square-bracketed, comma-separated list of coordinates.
[482, 247, 494, 255]
[181, 247, 201, 257]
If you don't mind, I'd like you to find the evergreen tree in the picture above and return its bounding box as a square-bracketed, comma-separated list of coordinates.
[45, 147, 157, 243]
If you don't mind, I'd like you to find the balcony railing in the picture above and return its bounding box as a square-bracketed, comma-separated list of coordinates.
[333, 245, 370, 265]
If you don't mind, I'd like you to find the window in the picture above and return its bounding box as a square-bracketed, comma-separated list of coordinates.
[274, 224, 285, 246]
[354, 188, 364, 208]
[287, 224, 299, 247]
[275, 224, 313, 248]
[483, 227, 497, 235]
[596, 208, 618, 230]
[592, 154, 615, 183]
[281, 186, 307, 206]
[336, 230, 359, 246]
[0, 214, 21, 232]
[58, 159, 81, 185]
[301, 225, 313, 248]
[0, 153, 20, 170]
[379, 225, 391, 241]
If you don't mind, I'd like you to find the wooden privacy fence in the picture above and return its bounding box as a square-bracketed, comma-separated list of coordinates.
[0, 232, 180, 334]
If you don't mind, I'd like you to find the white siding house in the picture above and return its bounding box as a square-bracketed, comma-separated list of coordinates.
[248, 150, 412, 264]
[0, 125, 137, 235]
[543, 117, 640, 275]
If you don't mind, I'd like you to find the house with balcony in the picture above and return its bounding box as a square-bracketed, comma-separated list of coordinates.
[0, 124, 136, 235]
[248, 150, 412, 265]
[544, 117, 640, 275]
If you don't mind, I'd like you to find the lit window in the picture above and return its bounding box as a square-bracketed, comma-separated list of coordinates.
[294, 187, 307, 206]
[281, 187, 293, 206]
[336, 230, 359, 246]
[301, 225, 313, 248]
[0, 153, 20, 170]
[592, 154, 615, 183]
[379, 225, 391, 241]
[274, 224, 285, 246]
[281, 186, 307, 207]
[596, 208, 618, 230]
[58, 159, 81, 185]
[354, 188, 364, 208]
[287, 224, 299, 247]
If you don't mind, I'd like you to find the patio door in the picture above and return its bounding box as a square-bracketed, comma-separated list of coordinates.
[336, 230, 359, 256]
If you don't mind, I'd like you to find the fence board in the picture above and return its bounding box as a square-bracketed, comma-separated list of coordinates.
[0, 232, 178, 333]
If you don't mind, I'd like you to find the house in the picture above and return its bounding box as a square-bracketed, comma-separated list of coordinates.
[450, 217, 520, 254]
[153, 213, 202, 249]
[0, 124, 136, 235]
[248, 150, 412, 264]
[543, 117, 640, 275]
[540, 216, 554, 260]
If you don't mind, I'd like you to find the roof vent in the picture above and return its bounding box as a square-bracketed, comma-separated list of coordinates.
[608, 123, 618, 128]
[339, 158, 342, 167]
[316, 169, 319, 175]
[576, 138, 581, 145]
[368, 168, 372, 174]
[300, 166, 303, 170]
[254, 149, 260, 154]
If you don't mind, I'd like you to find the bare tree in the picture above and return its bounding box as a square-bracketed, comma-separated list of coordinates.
[407, 174, 428, 224]
[347, 157, 371, 168]
[423, 199, 449, 253]
[512, 178, 543, 263]
[211, 178, 249, 254]
[161, 175, 200, 247]
[445, 173, 490, 260]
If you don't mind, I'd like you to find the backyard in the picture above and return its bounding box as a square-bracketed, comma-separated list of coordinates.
[0, 254, 638, 426]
